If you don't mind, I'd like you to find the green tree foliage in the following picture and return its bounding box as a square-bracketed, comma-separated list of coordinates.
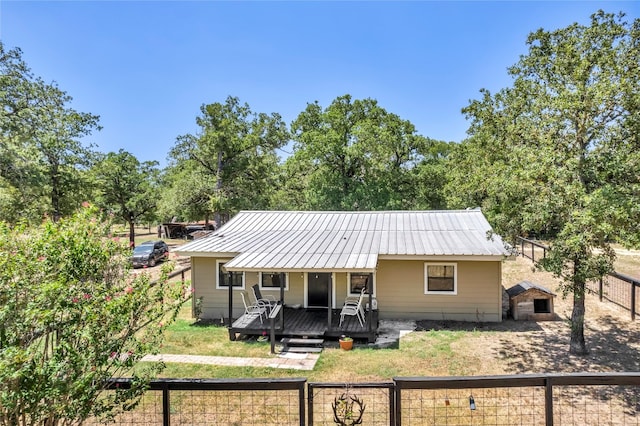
[93, 150, 160, 247]
[288, 94, 451, 210]
[0, 204, 190, 424]
[157, 167, 218, 224]
[0, 42, 100, 223]
[447, 11, 640, 354]
[166, 96, 289, 224]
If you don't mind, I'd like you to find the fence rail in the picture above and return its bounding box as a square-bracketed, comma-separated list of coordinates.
[395, 373, 640, 426]
[89, 373, 640, 425]
[93, 378, 306, 425]
[518, 237, 549, 263]
[307, 382, 395, 425]
[516, 237, 640, 321]
[588, 271, 640, 320]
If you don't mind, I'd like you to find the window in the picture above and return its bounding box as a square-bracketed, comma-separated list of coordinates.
[348, 273, 374, 296]
[259, 272, 288, 290]
[424, 263, 457, 294]
[216, 260, 244, 289]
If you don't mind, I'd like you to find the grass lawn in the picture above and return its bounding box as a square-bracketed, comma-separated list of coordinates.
[158, 315, 487, 382]
[150, 253, 640, 382]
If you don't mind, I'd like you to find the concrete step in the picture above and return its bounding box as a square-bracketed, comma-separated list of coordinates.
[281, 337, 324, 346]
[281, 346, 323, 353]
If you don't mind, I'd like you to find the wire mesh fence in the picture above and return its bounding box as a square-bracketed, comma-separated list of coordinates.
[397, 386, 546, 425]
[307, 382, 395, 425]
[87, 390, 164, 425]
[83, 374, 640, 425]
[553, 384, 640, 425]
[396, 374, 640, 426]
[167, 389, 303, 425]
[587, 273, 640, 320]
[517, 237, 640, 320]
[86, 378, 305, 426]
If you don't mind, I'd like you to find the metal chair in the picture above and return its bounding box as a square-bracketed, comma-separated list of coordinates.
[340, 289, 366, 327]
[252, 284, 277, 312]
[240, 291, 266, 323]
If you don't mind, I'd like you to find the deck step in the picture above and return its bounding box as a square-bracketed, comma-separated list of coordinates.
[281, 337, 324, 346]
[281, 346, 323, 353]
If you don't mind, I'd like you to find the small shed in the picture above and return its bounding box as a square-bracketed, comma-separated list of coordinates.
[506, 281, 556, 321]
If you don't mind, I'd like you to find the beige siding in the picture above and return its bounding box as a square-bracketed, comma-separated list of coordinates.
[192, 256, 502, 322]
[334, 273, 348, 308]
[374, 259, 502, 322]
[193, 257, 305, 319]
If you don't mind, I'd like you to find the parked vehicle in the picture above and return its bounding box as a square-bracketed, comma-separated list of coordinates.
[131, 240, 169, 268]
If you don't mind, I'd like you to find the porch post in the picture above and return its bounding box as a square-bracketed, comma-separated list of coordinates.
[368, 277, 373, 333]
[327, 273, 332, 330]
[228, 271, 233, 325]
[280, 272, 285, 330]
[227, 270, 234, 341]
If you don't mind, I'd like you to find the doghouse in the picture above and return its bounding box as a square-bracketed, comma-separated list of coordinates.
[506, 281, 556, 321]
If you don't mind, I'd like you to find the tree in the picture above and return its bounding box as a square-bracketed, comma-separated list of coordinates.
[448, 11, 640, 354]
[0, 204, 190, 424]
[289, 94, 449, 210]
[93, 150, 160, 247]
[0, 41, 100, 223]
[157, 166, 218, 224]
[167, 96, 288, 224]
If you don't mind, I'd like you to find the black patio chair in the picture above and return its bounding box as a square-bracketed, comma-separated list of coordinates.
[251, 284, 277, 312]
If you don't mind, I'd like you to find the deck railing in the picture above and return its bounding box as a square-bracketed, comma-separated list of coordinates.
[89, 373, 640, 425]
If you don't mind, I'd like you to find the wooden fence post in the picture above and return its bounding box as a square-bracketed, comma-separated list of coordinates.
[545, 377, 554, 426]
[632, 282, 637, 321]
[162, 384, 171, 426]
[598, 278, 603, 302]
[531, 243, 535, 263]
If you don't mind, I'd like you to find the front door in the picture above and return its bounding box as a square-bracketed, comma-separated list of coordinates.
[307, 273, 331, 308]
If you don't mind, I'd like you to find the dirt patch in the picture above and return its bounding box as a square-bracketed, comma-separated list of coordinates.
[418, 256, 640, 375]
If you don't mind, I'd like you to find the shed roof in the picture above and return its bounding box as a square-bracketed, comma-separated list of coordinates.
[174, 210, 509, 271]
[506, 281, 556, 298]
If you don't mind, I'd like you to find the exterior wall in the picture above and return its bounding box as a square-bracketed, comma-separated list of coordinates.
[192, 257, 305, 320]
[192, 256, 503, 322]
[334, 273, 348, 308]
[373, 259, 503, 322]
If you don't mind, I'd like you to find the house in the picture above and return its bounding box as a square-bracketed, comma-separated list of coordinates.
[174, 209, 510, 341]
[506, 280, 556, 321]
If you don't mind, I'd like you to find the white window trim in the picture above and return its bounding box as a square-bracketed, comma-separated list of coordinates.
[424, 262, 457, 295]
[347, 272, 376, 297]
[259, 272, 289, 291]
[216, 259, 245, 290]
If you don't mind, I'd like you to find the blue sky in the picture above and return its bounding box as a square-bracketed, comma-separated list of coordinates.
[2, 1, 638, 167]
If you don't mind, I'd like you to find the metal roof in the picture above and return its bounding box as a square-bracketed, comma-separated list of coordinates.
[174, 210, 509, 271]
[506, 281, 556, 298]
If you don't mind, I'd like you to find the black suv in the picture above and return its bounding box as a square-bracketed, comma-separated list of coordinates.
[131, 240, 169, 268]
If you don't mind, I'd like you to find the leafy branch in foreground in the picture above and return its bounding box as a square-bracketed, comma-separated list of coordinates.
[0, 204, 191, 425]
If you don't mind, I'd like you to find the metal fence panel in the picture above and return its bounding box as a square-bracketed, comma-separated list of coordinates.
[308, 383, 395, 426]
[87, 378, 305, 426]
[398, 387, 546, 425]
[553, 384, 640, 425]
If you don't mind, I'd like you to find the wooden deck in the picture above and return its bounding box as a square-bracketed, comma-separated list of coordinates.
[230, 307, 379, 343]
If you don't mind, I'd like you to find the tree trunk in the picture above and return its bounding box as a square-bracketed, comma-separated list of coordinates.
[128, 214, 135, 248]
[214, 150, 222, 226]
[50, 162, 62, 222]
[569, 280, 588, 355]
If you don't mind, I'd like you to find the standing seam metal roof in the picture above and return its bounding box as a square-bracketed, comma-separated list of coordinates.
[174, 210, 509, 271]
